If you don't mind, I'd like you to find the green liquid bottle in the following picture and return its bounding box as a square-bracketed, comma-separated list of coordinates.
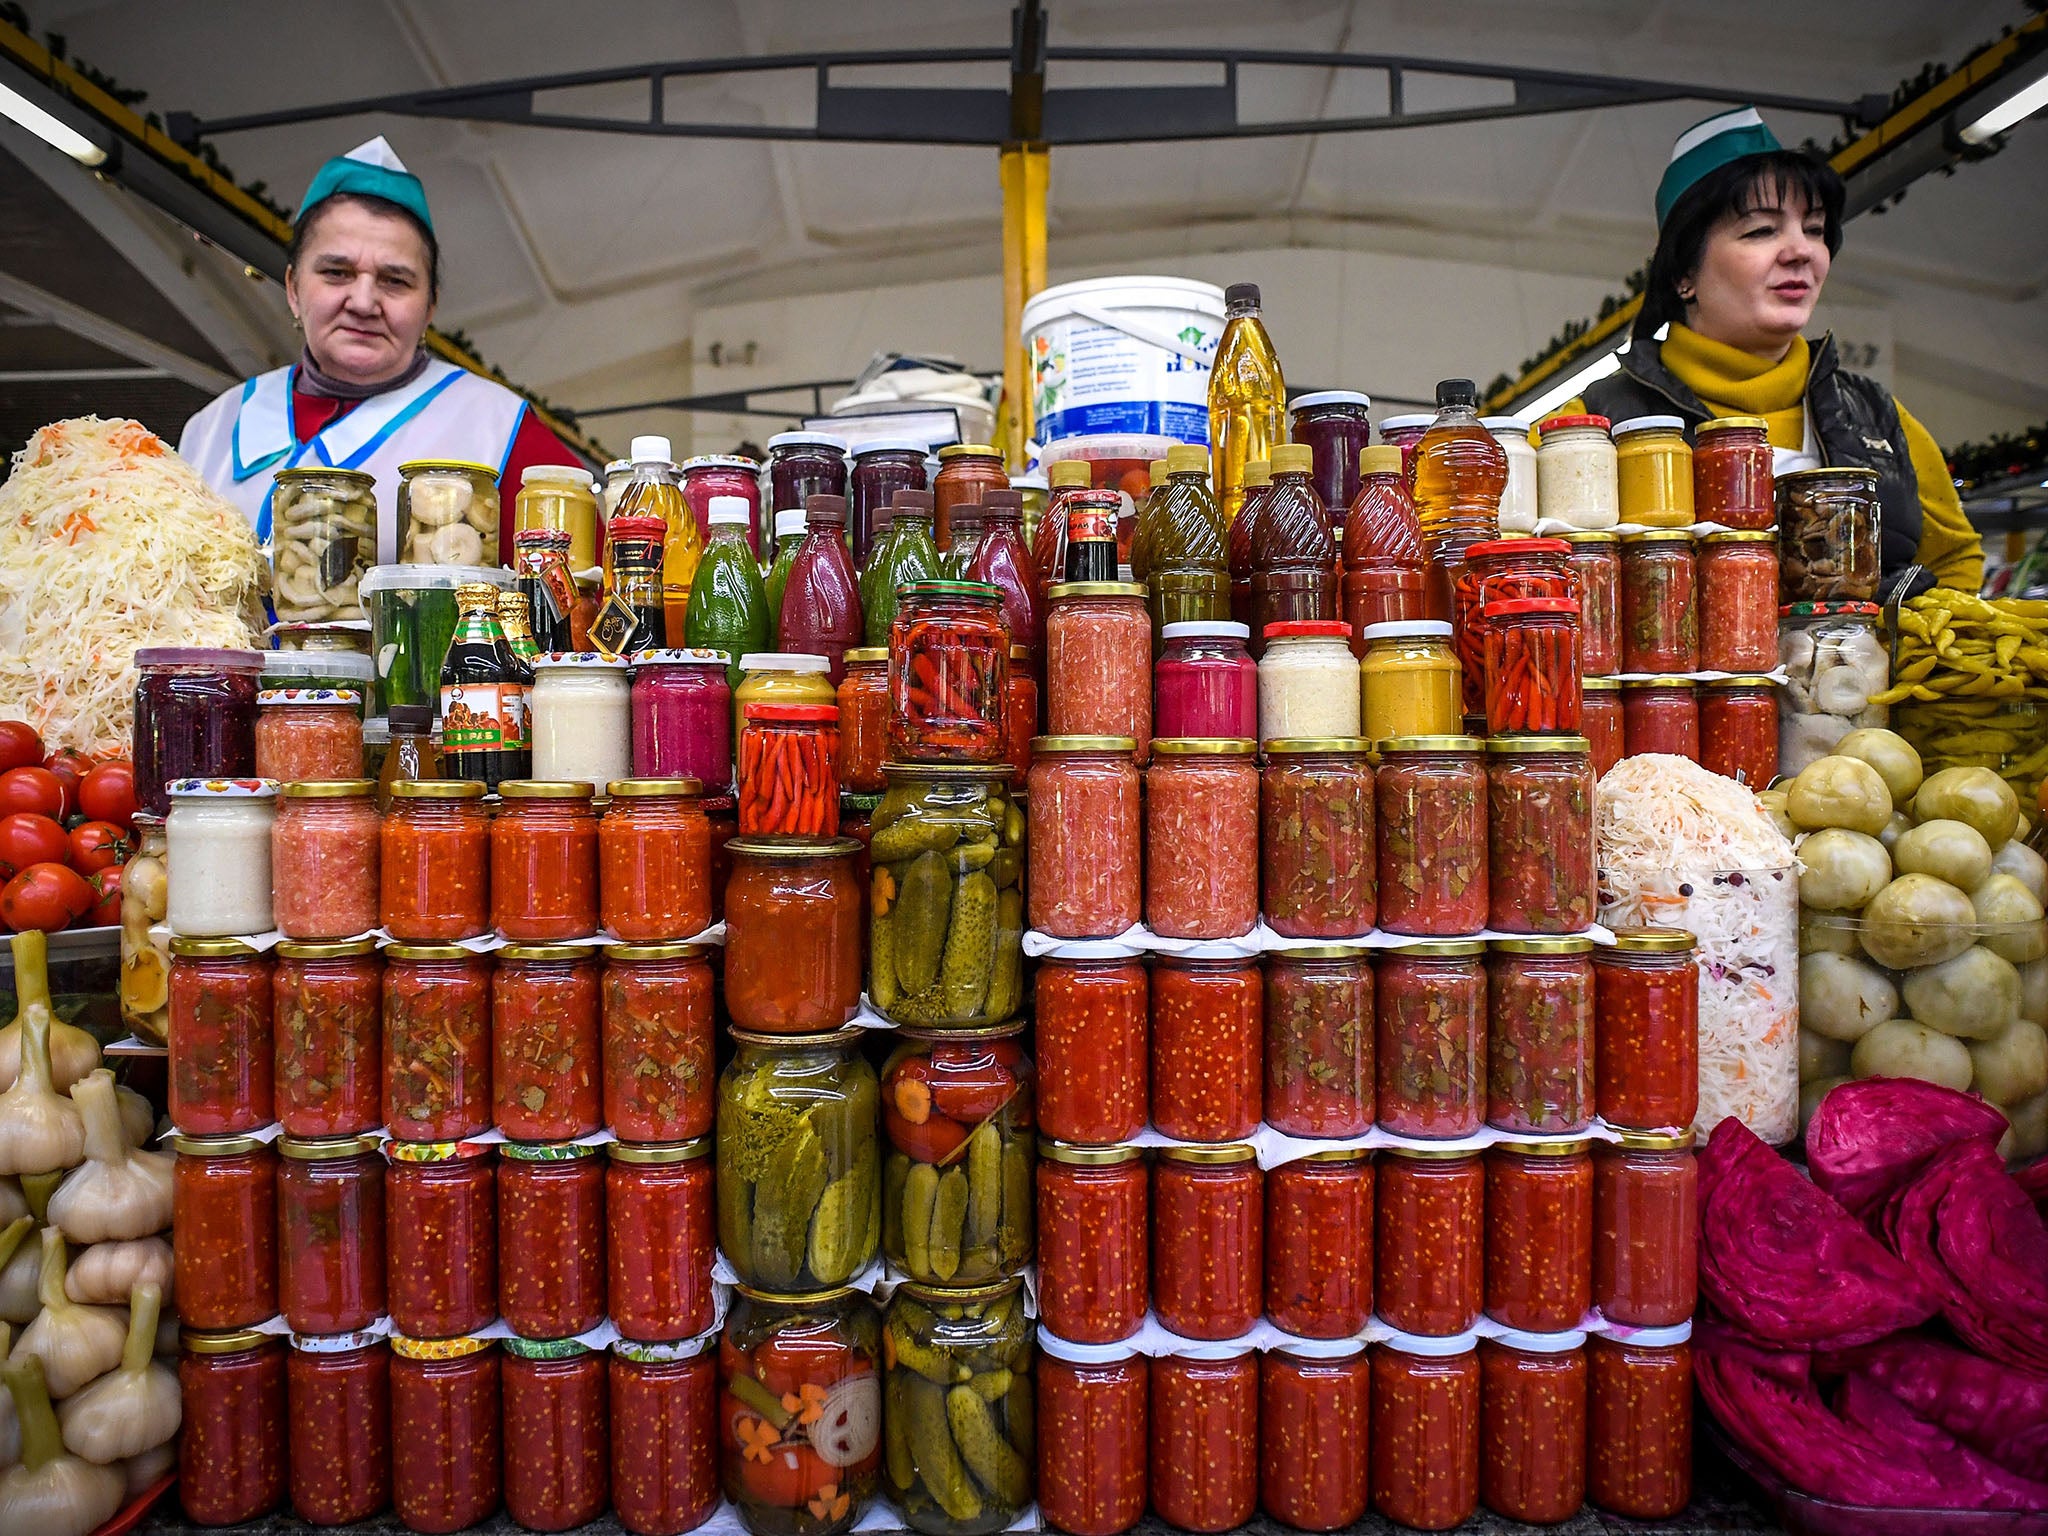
[683, 495, 772, 686]
[762, 508, 806, 639]
[1132, 443, 1229, 644]
[863, 489, 940, 645]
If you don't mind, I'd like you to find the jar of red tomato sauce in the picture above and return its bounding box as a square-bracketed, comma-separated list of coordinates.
[1484, 1141, 1593, 1333]
[1620, 678, 1699, 761]
[287, 1333, 390, 1525]
[493, 945, 601, 1140]
[1581, 677, 1623, 777]
[1152, 1145, 1262, 1340]
[1485, 737, 1596, 934]
[1146, 738, 1260, 939]
[272, 780, 379, 939]
[599, 778, 711, 942]
[835, 648, 891, 793]
[1376, 738, 1488, 937]
[1037, 1142, 1149, 1343]
[382, 945, 493, 1141]
[172, 1134, 278, 1329]
[179, 1328, 289, 1524]
[1694, 415, 1773, 529]
[1028, 737, 1141, 939]
[1375, 1149, 1482, 1337]
[607, 1137, 715, 1343]
[1619, 530, 1698, 674]
[1261, 739, 1375, 938]
[1045, 582, 1153, 762]
[1376, 942, 1483, 1140]
[1698, 530, 1778, 672]
[1264, 949, 1373, 1137]
[272, 938, 381, 1137]
[1034, 957, 1147, 1143]
[602, 942, 715, 1142]
[1561, 530, 1621, 677]
[502, 1336, 611, 1531]
[723, 836, 863, 1032]
[1700, 677, 1779, 789]
[385, 1141, 497, 1339]
[1588, 1325, 1693, 1519]
[1037, 1335, 1148, 1536]
[381, 778, 490, 940]
[609, 1338, 719, 1536]
[389, 1334, 502, 1533]
[1479, 1332, 1587, 1525]
[1594, 928, 1699, 1130]
[1265, 1150, 1373, 1339]
[277, 1132, 386, 1335]
[498, 1141, 608, 1340]
[1261, 1341, 1371, 1531]
[1151, 956, 1262, 1143]
[1594, 1130, 1698, 1327]
[1486, 936, 1595, 1134]
[169, 938, 272, 1135]
[255, 686, 365, 782]
[1369, 1332, 1480, 1531]
[1150, 1349, 1259, 1533]
[492, 780, 599, 939]
[1006, 643, 1038, 789]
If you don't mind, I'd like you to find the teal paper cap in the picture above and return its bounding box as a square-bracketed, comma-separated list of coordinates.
[298, 135, 433, 233]
[1655, 107, 1782, 227]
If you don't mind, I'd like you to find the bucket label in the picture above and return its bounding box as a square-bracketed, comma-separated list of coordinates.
[1030, 306, 1219, 444]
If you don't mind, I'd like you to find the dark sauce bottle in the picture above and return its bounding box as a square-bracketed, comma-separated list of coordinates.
[439, 583, 518, 793]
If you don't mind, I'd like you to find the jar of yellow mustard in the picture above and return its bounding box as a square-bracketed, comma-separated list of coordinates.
[1612, 416, 1694, 528]
[515, 464, 601, 572]
[1358, 620, 1463, 744]
[732, 652, 836, 745]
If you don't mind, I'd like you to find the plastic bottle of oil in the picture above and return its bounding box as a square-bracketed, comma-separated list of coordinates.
[1208, 282, 1286, 529]
[1410, 379, 1506, 621]
[609, 436, 702, 645]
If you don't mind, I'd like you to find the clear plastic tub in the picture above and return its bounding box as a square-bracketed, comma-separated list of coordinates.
[359, 564, 514, 717]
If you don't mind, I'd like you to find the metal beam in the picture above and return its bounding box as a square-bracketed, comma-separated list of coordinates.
[0, 271, 235, 393]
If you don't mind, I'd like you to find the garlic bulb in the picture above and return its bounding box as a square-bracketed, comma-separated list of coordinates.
[46, 1071, 171, 1244]
[114, 1086, 155, 1150]
[122, 1437, 175, 1495]
[0, 1325, 16, 1471]
[58, 1282, 178, 1464]
[0, 1354, 123, 1536]
[65, 1237, 172, 1309]
[0, 1225, 36, 1326]
[8, 1229, 125, 1398]
[0, 935, 85, 1177]
[0, 1014, 100, 1095]
[0, 1180, 24, 1227]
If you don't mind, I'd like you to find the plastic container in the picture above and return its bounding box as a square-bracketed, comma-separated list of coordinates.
[360, 564, 513, 717]
[1023, 277, 1224, 444]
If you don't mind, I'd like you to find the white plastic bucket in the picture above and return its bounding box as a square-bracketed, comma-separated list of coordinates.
[1022, 276, 1224, 446]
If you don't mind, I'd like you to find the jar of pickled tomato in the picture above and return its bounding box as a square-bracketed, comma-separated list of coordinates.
[1594, 1131, 1698, 1327]
[1034, 958, 1147, 1144]
[1588, 1326, 1693, 1519]
[172, 1133, 278, 1329]
[1483, 1141, 1592, 1333]
[890, 579, 1009, 762]
[287, 1333, 390, 1525]
[1485, 936, 1594, 1134]
[1359, 622, 1462, 741]
[498, 1141, 608, 1339]
[168, 938, 273, 1134]
[599, 778, 712, 941]
[1155, 621, 1257, 741]
[1612, 415, 1693, 527]
[1264, 950, 1373, 1137]
[1261, 739, 1374, 938]
[272, 780, 379, 939]
[1486, 737, 1596, 934]
[1369, 1332, 1480, 1531]
[1621, 678, 1699, 761]
[723, 836, 863, 1032]
[630, 649, 733, 787]
[607, 1137, 715, 1342]
[1028, 737, 1140, 939]
[1376, 737, 1487, 936]
[492, 780, 599, 940]
[1701, 677, 1779, 788]
[502, 1338, 611, 1530]
[1152, 1145, 1262, 1340]
[1037, 1141, 1149, 1344]
[1594, 928, 1700, 1130]
[382, 945, 493, 1141]
[1375, 1149, 1483, 1336]
[272, 938, 381, 1137]
[381, 779, 490, 941]
[1376, 941, 1483, 1139]
[1264, 1150, 1373, 1338]
[1619, 530, 1699, 674]
[1693, 416, 1773, 529]
[1036, 1335, 1148, 1536]
[1151, 956, 1262, 1143]
[1698, 530, 1779, 672]
[278, 1132, 387, 1334]
[835, 647, 891, 792]
[1562, 530, 1621, 677]
[390, 1333, 502, 1533]
[179, 1329, 288, 1524]
[493, 945, 601, 1140]
[601, 942, 714, 1142]
[608, 1339, 719, 1536]
[1582, 676, 1624, 777]
[1150, 1350, 1259, 1533]
[1146, 739, 1259, 939]
[1479, 1332, 1588, 1525]
[1046, 582, 1153, 761]
[385, 1141, 497, 1339]
[1261, 1341, 1371, 1531]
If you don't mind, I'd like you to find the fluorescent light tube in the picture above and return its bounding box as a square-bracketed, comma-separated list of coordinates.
[1960, 62, 2048, 145]
[0, 79, 107, 164]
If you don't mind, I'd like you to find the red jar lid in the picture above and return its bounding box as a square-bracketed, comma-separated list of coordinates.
[1482, 596, 1580, 619]
[1467, 537, 1572, 560]
[744, 703, 840, 723]
[1537, 413, 1611, 434]
[1263, 619, 1351, 640]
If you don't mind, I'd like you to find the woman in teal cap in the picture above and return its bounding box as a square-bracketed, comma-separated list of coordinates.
[1576, 106, 1980, 597]
[180, 135, 580, 559]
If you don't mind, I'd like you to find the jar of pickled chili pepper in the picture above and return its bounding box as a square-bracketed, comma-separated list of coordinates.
[382, 945, 493, 1141]
[834, 647, 890, 792]
[179, 1328, 289, 1524]
[607, 1137, 715, 1343]
[1037, 1141, 1149, 1344]
[1451, 538, 1573, 718]
[890, 579, 1009, 763]
[287, 1333, 390, 1525]
[1594, 928, 1700, 1130]
[1582, 677, 1624, 777]
[1150, 1349, 1259, 1533]
[1375, 1149, 1483, 1336]
[1619, 530, 1698, 674]
[602, 943, 715, 1142]
[1562, 530, 1621, 677]
[169, 938, 273, 1134]
[598, 777, 712, 942]
[1479, 1332, 1588, 1525]
[1486, 737, 1596, 934]
[1264, 950, 1373, 1137]
[1261, 739, 1375, 938]
[1152, 1145, 1262, 1340]
[1376, 738, 1487, 937]
[1265, 1150, 1373, 1339]
[381, 779, 491, 941]
[273, 938, 381, 1137]
[1694, 415, 1773, 529]
[1620, 678, 1699, 761]
[1375, 942, 1483, 1140]
[1045, 582, 1153, 760]
[1698, 530, 1778, 672]
[1588, 1325, 1693, 1519]
[1486, 936, 1594, 1134]
[724, 836, 863, 1032]
[498, 1141, 607, 1339]
[1369, 1331, 1480, 1531]
[1146, 739, 1259, 939]
[272, 780, 379, 940]
[492, 780, 599, 940]
[608, 1338, 719, 1536]
[502, 1336, 611, 1530]
[1151, 956, 1262, 1143]
[278, 1132, 387, 1334]
[1028, 737, 1140, 939]
[1594, 1130, 1698, 1327]
[1701, 677, 1779, 788]
[1037, 1335, 1148, 1536]
[1261, 1340, 1371, 1531]
[172, 1133, 279, 1329]
[1484, 1141, 1592, 1333]
[739, 702, 841, 837]
[1483, 598, 1581, 735]
[390, 1333, 502, 1533]
[1035, 958, 1147, 1144]
[386, 1141, 497, 1339]
[493, 945, 601, 1140]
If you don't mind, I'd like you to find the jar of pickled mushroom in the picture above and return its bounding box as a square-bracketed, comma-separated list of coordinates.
[1045, 582, 1153, 760]
[607, 1338, 719, 1536]
[1698, 530, 1779, 671]
[272, 937, 380, 1137]
[272, 781, 379, 940]
[1694, 415, 1773, 529]
[601, 942, 714, 1141]
[172, 1133, 279, 1329]
[1036, 1335, 1148, 1536]
[1156, 621, 1257, 740]
[277, 1132, 387, 1335]
[890, 580, 1009, 763]
[1594, 1130, 1698, 1327]
[1612, 415, 1694, 528]
[133, 648, 262, 819]
[1369, 1331, 1480, 1531]
[492, 780, 599, 940]
[1027, 737, 1140, 940]
[1257, 621, 1361, 744]
[385, 1141, 497, 1339]
[599, 778, 712, 942]
[166, 778, 276, 937]
[287, 1333, 391, 1525]
[1151, 956, 1262, 1143]
[1036, 1141, 1149, 1344]
[1620, 678, 1699, 761]
[492, 945, 601, 1140]
[1582, 676, 1624, 777]
[1479, 1332, 1588, 1525]
[1034, 958, 1147, 1144]
[1145, 739, 1259, 939]
[1375, 942, 1483, 1139]
[255, 687, 364, 783]
[1150, 1348, 1259, 1533]
[1264, 1149, 1373, 1338]
[398, 459, 500, 566]
[501, 1337, 611, 1530]
[1486, 736, 1596, 933]
[1375, 737, 1487, 937]
[1700, 677, 1779, 788]
[1778, 466, 1879, 602]
[1562, 530, 1622, 676]
[1260, 1340, 1371, 1531]
[179, 1328, 289, 1524]
[168, 938, 273, 1134]
[1485, 935, 1594, 1134]
[1359, 621, 1461, 742]
[1483, 1141, 1592, 1333]
[1588, 1325, 1693, 1519]
[381, 779, 490, 941]
[1152, 1145, 1263, 1340]
[607, 1137, 716, 1342]
[1261, 739, 1375, 938]
[1619, 530, 1699, 674]
[835, 648, 891, 792]
[389, 1333, 502, 1533]
[382, 944, 493, 1141]
[1375, 1148, 1483, 1336]
[1594, 928, 1700, 1130]
[1264, 949, 1373, 1138]
[724, 837, 864, 1033]
[498, 1140, 608, 1339]
[631, 648, 733, 786]
[1534, 414, 1618, 530]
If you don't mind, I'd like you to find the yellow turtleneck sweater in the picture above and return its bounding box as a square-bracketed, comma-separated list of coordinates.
[1573, 325, 1983, 591]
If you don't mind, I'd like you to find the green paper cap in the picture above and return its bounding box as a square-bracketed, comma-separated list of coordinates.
[299, 135, 433, 233]
[1656, 107, 1781, 227]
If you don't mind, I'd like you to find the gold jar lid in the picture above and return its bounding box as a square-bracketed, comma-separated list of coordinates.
[1379, 735, 1485, 754]
[497, 944, 595, 962]
[390, 780, 486, 800]
[899, 1276, 1023, 1305]
[278, 1133, 383, 1161]
[605, 778, 705, 797]
[1700, 530, 1775, 544]
[1697, 415, 1768, 435]
[1031, 735, 1135, 753]
[1150, 738, 1257, 756]
[843, 647, 889, 664]
[733, 1283, 859, 1304]
[1157, 1143, 1257, 1166]
[608, 1137, 713, 1165]
[1384, 939, 1486, 958]
[281, 780, 376, 798]
[937, 443, 1000, 461]
[1383, 1145, 1481, 1162]
[498, 780, 596, 799]
[274, 466, 375, 489]
[275, 939, 380, 960]
[724, 835, 863, 860]
[1038, 1141, 1145, 1166]
[1701, 675, 1777, 689]
[1604, 927, 1696, 953]
[383, 944, 478, 961]
[399, 458, 498, 479]
[170, 1132, 269, 1157]
[1264, 737, 1372, 754]
[1271, 946, 1371, 962]
[729, 1024, 866, 1049]
[605, 943, 711, 961]
[1490, 935, 1597, 954]
[1613, 1128, 1698, 1151]
[181, 1328, 276, 1355]
[1620, 529, 1695, 544]
[169, 937, 260, 959]
[1047, 581, 1147, 600]
[1485, 736, 1590, 755]
[1494, 1138, 1593, 1158]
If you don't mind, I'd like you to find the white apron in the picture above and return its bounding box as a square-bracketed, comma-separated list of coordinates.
[179, 359, 530, 563]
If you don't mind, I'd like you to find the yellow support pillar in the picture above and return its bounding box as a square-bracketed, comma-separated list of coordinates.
[999, 141, 1048, 470]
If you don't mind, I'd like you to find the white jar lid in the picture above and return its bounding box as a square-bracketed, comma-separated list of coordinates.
[739, 652, 831, 674]
[768, 431, 849, 453]
[1377, 414, 1435, 432]
[1481, 417, 1531, 433]
[1361, 620, 1453, 641]
[630, 648, 731, 667]
[1376, 1325, 1479, 1357]
[167, 777, 278, 799]
[529, 651, 631, 670]
[1489, 1327, 1589, 1354]
[1036, 1329, 1143, 1364]
[258, 686, 362, 708]
[1611, 415, 1686, 437]
[1291, 390, 1371, 411]
[852, 439, 929, 457]
[1161, 621, 1251, 641]
[1601, 1320, 1693, 1348]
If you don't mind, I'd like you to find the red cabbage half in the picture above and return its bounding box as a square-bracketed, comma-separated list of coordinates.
[2016, 1156, 2048, 1220]
[1825, 1333, 2048, 1482]
[1830, 1373, 2048, 1510]
[1806, 1077, 2008, 1221]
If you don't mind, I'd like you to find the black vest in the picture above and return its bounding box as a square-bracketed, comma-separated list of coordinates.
[1584, 333, 1928, 598]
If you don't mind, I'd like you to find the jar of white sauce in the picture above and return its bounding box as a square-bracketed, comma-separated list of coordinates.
[1257, 620, 1364, 743]
[1483, 417, 1540, 535]
[529, 653, 634, 789]
[1534, 413, 1619, 530]
[166, 778, 278, 936]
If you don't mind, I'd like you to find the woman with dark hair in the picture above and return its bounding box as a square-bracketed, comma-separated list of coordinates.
[1577, 107, 1980, 597]
[180, 136, 580, 557]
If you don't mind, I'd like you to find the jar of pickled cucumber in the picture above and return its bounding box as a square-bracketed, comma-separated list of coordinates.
[882, 1278, 1034, 1535]
[716, 1029, 881, 1291]
[867, 764, 1026, 1027]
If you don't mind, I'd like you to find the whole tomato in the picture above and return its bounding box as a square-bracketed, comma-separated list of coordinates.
[41, 749, 92, 821]
[1, 861, 95, 932]
[78, 762, 138, 829]
[67, 820, 131, 874]
[0, 722, 41, 775]
[85, 865, 123, 927]
[0, 812, 69, 878]
[0, 767, 64, 821]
